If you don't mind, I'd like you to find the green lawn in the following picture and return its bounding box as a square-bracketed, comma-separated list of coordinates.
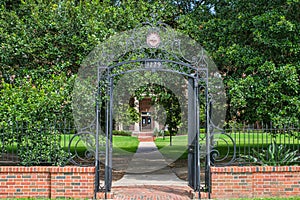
[1, 135, 139, 163]
[63, 134, 140, 165]
[210, 132, 300, 160]
[2, 131, 298, 165]
[155, 135, 188, 161]
[237, 198, 300, 200]
[62, 134, 139, 155]
[155, 132, 300, 161]
[113, 135, 139, 153]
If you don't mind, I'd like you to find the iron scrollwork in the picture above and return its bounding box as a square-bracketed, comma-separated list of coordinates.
[68, 131, 95, 166]
[210, 131, 236, 166]
[68, 130, 106, 166]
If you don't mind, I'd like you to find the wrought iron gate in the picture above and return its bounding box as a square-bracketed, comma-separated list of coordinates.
[71, 21, 223, 199]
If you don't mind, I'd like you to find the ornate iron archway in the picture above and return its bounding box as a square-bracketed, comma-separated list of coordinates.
[71, 21, 228, 199]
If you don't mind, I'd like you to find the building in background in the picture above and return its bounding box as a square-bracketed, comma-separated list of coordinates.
[132, 97, 163, 134]
[117, 97, 164, 134]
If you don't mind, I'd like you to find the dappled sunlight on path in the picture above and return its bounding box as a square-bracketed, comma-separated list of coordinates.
[113, 141, 187, 186]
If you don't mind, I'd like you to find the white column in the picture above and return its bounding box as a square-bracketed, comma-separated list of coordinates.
[133, 97, 140, 134]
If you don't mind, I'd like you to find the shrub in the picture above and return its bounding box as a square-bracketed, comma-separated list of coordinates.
[18, 127, 68, 166]
[0, 73, 73, 166]
[242, 141, 300, 166]
[112, 130, 132, 136]
[158, 130, 170, 136]
[1, 121, 68, 166]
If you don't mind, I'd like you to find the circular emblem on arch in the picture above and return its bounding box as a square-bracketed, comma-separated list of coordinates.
[146, 32, 161, 48]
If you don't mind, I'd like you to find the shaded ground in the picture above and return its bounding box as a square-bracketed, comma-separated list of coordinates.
[113, 141, 187, 186]
[112, 185, 193, 200]
[111, 155, 208, 183]
[169, 158, 188, 181]
[112, 158, 189, 182]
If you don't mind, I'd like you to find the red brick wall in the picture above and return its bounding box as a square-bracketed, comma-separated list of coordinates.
[211, 166, 300, 199]
[0, 166, 95, 199]
[1, 166, 300, 199]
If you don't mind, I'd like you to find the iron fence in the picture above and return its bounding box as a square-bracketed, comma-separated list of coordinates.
[1, 120, 300, 166]
[0, 120, 77, 166]
[210, 123, 300, 166]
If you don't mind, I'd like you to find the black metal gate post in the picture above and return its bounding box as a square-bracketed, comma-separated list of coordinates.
[94, 68, 101, 199]
[104, 75, 113, 194]
[187, 76, 195, 188]
[204, 72, 211, 199]
[195, 77, 201, 197]
[108, 76, 113, 192]
[187, 76, 200, 191]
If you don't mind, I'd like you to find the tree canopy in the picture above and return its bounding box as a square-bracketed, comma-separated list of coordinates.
[1, 0, 299, 127]
[180, 0, 300, 124]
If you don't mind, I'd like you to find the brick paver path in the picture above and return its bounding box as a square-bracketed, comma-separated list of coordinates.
[109, 139, 207, 199]
[112, 185, 194, 200]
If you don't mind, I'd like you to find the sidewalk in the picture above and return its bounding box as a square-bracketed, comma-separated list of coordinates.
[112, 185, 194, 200]
[113, 140, 187, 186]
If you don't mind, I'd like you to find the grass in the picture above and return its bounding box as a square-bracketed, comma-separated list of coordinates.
[1, 135, 139, 161]
[155, 132, 300, 162]
[210, 132, 300, 160]
[236, 198, 300, 200]
[61, 134, 139, 152]
[155, 135, 188, 161]
[113, 135, 139, 153]
[2, 131, 298, 164]
[64, 135, 140, 157]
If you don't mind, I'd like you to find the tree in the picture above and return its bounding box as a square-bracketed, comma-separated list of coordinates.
[1, 0, 299, 128]
[179, 0, 300, 125]
[137, 83, 183, 135]
[0, 0, 182, 122]
[0, 0, 185, 165]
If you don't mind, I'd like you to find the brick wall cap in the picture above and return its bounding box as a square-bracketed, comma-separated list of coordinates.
[0, 166, 95, 173]
[211, 166, 300, 173]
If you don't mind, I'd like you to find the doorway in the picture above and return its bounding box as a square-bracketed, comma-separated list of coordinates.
[141, 112, 152, 131]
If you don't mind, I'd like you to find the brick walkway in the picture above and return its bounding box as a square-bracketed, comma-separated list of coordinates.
[97, 186, 208, 199]
[103, 139, 209, 199]
[112, 185, 194, 200]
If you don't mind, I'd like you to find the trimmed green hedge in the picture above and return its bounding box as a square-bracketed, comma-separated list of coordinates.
[112, 130, 132, 136]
